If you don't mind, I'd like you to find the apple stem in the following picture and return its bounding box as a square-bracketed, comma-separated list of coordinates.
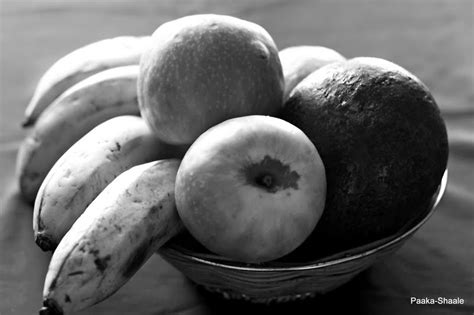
[256, 174, 275, 190]
[262, 175, 273, 188]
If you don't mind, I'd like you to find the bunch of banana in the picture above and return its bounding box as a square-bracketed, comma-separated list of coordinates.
[33, 115, 186, 251]
[23, 35, 150, 126]
[17, 65, 141, 203]
[39, 159, 184, 314]
[11, 35, 193, 315]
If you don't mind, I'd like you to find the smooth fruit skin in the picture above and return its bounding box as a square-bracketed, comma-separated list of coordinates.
[138, 14, 284, 144]
[175, 115, 326, 263]
[17, 66, 140, 203]
[23, 36, 150, 126]
[279, 45, 346, 101]
[40, 159, 183, 315]
[33, 116, 186, 252]
[280, 57, 449, 257]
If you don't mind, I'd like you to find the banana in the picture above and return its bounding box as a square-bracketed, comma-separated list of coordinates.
[17, 65, 141, 203]
[39, 159, 184, 315]
[23, 36, 150, 126]
[33, 116, 186, 251]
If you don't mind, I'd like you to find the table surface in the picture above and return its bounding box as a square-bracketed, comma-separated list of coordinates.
[1, 0, 473, 314]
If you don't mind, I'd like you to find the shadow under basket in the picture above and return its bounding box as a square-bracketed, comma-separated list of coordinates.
[159, 171, 448, 304]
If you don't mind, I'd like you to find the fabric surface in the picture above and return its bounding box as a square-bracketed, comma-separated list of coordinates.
[1, 0, 473, 314]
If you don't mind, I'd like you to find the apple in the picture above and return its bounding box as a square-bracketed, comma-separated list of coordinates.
[175, 115, 326, 263]
[279, 45, 346, 101]
[279, 57, 449, 258]
[138, 14, 284, 145]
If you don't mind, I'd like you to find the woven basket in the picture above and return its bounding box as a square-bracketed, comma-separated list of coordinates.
[159, 171, 448, 304]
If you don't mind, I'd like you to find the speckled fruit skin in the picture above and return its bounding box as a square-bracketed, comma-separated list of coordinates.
[175, 115, 326, 263]
[280, 57, 448, 258]
[138, 14, 284, 145]
[279, 45, 346, 101]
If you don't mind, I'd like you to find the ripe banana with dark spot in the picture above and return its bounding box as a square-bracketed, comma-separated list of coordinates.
[17, 65, 141, 203]
[23, 36, 150, 126]
[33, 115, 186, 252]
[40, 159, 184, 315]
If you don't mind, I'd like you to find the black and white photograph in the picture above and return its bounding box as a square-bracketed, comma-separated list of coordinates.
[0, 0, 472, 314]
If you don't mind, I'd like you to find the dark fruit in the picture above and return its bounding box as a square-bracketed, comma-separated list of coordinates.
[280, 57, 448, 258]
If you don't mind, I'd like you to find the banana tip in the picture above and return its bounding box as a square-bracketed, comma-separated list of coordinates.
[21, 117, 34, 128]
[35, 233, 57, 252]
[40, 299, 63, 315]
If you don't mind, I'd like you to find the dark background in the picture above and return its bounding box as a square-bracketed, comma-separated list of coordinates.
[1, 0, 473, 314]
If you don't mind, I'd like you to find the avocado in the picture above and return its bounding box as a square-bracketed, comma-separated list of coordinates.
[279, 57, 448, 259]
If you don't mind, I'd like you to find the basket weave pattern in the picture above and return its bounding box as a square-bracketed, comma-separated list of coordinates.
[160, 171, 447, 303]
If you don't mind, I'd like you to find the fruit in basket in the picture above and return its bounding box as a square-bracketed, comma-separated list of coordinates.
[23, 36, 150, 126]
[138, 14, 284, 144]
[33, 116, 186, 251]
[40, 159, 183, 315]
[16, 66, 141, 203]
[279, 57, 449, 256]
[279, 45, 346, 101]
[175, 115, 326, 263]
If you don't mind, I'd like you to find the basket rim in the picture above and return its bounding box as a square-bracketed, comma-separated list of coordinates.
[162, 170, 448, 272]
